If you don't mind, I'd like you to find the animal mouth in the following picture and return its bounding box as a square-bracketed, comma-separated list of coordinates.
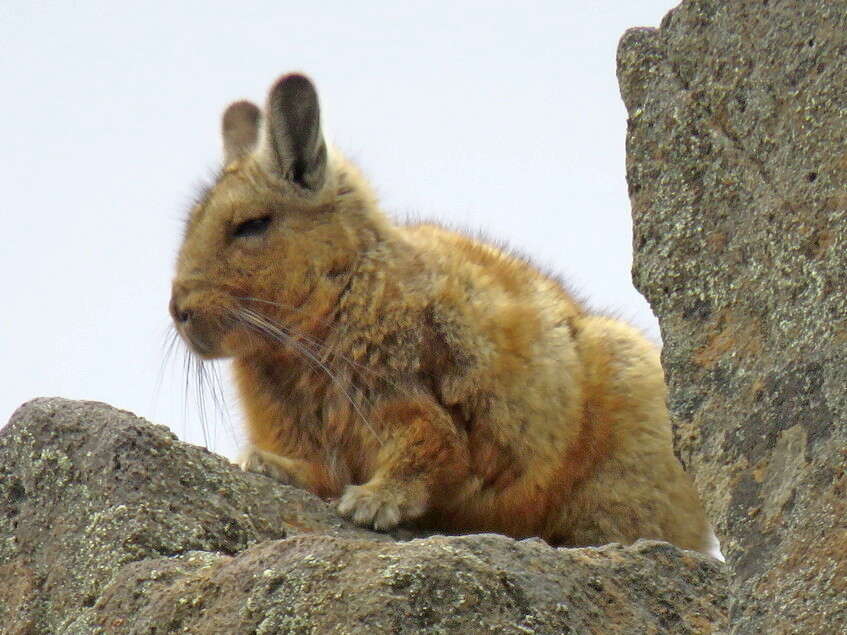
[175, 323, 216, 358]
[181, 329, 215, 357]
[173, 311, 232, 359]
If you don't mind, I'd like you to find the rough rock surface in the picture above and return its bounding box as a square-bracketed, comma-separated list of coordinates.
[1, 398, 728, 633]
[617, 1, 847, 632]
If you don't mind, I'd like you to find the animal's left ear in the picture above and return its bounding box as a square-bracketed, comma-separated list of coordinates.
[264, 73, 327, 191]
[222, 100, 260, 164]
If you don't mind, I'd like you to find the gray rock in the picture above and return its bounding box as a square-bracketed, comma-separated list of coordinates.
[617, 1, 847, 632]
[0, 398, 386, 634]
[1, 398, 729, 633]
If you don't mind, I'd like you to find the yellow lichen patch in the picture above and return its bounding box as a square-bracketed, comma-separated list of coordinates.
[694, 309, 764, 369]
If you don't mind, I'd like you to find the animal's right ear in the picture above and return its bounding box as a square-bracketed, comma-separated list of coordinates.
[264, 73, 327, 191]
[222, 101, 261, 164]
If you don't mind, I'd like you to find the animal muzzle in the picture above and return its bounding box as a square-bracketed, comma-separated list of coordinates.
[169, 284, 223, 357]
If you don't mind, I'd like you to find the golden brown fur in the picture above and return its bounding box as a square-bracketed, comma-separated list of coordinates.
[170, 73, 712, 553]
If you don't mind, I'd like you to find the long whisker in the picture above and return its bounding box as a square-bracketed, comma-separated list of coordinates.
[236, 306, 378, 429]
[205, 356, 238, 449]
[194, 355, 211, 448]
[235, 295, 337, 326]
[163, 323, 238, 453]
[181, 340, 193, 438]
[236, 295, 431, 397]
[233, 306, 384, 446]
[151, 326, 181, 418]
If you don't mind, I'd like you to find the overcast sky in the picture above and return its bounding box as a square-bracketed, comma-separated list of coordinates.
[1, 1, 678, 459]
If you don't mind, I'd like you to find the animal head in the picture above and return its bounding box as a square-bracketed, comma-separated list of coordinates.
[170, 73, 382, 359]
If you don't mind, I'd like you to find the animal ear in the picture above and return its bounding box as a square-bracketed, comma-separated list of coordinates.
[265, 73, 327, 191]
[222, 100, 260, 164]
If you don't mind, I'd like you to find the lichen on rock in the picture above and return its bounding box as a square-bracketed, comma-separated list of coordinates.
[1, 398, 729, 633]
[617, 1, 847, 632]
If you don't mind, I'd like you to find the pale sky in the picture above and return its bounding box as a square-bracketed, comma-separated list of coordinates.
[1, 1, 678, 459]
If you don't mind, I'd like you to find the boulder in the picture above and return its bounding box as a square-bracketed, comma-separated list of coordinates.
[617, 0, 847, 632]
[1, 398, 729, 633]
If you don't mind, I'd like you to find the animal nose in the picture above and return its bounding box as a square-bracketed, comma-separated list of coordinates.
[169, 293, 192, 324]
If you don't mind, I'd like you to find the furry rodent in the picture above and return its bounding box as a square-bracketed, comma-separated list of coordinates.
[170, 72, 712, 553]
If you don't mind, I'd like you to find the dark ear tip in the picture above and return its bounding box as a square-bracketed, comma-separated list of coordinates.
[222, 100, 260, 132]
[270, 73, 318, 103]
[275, 72, 314, 88]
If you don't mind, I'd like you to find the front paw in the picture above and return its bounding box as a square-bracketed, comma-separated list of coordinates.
[237, 445, 298, 486]
[337, 483, 426, 530]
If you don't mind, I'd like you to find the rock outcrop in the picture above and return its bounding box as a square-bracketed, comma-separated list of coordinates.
[618, 0, 847, 632]
[1, 398, 728, 633]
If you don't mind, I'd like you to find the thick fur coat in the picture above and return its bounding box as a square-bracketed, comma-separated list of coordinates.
[170, 73, 712, 553]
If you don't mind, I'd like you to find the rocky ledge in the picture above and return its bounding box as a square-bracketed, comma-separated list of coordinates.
[1, 398, 728, 634]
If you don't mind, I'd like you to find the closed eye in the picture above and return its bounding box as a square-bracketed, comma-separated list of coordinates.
[232, 215, 271, 238]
